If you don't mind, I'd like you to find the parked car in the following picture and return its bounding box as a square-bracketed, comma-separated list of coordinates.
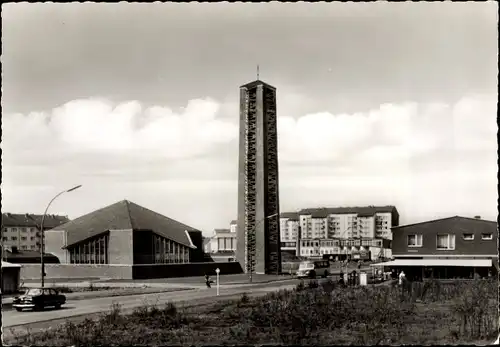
[296, 260, 330, 279]
[13, 288, 66, 311]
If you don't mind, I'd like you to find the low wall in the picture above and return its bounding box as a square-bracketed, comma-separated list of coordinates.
[20, 264, 133, 280]
[20, 262, 244, 281]
[132, 262, 243, 280]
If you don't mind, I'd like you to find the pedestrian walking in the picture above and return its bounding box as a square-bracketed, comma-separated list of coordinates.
[398, 270, 406, 286]
[204, 273, 212, 288]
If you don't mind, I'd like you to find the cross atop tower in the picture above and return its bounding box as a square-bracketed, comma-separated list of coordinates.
[257, 65, 260, 80]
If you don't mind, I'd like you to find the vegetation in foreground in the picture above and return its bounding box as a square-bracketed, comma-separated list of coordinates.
[8, 279, 498, 346]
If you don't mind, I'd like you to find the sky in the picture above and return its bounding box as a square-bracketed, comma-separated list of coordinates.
[1, 2, 498, 236]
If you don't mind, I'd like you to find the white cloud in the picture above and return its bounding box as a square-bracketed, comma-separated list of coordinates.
[278, 94, 497, 166]
[2, 97, 239, 160]
[1, 93, 497, 230]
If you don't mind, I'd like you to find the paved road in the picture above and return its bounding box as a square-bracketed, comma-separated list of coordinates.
[2, 282, 298, 330]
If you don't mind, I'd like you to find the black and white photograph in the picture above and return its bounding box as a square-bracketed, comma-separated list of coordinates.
[1, 2, 498, 345]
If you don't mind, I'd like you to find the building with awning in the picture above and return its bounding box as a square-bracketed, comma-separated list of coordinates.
[372, 259, 493, 268]
[379, 216, 498, 280]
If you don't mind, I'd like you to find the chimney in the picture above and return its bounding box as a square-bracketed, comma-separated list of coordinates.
[474, 216, 481, 219]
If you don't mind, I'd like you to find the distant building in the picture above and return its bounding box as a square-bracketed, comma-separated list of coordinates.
[280, 212, 300, 255]
[230, 220, 237, 234]
[209, 229, 236, 253]
[279, 206, 399, 261]
[376, 216, 499, 280]
[1, 213, 69, 251]
[203, 226, 238, 262]
[203, 236, 211, 254]
[45, 200, 198, 265]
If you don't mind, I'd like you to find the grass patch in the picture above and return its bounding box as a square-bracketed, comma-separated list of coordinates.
[8, 279, 497, 346]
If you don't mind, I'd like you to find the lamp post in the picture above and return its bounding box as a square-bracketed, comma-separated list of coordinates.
[248, 212, 279, 283]
[40, 185, 82, 288]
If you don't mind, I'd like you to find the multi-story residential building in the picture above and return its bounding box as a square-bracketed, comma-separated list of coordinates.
[380, 216, 498, 280]
[1, 213, 69, 252]
[279, 213, 300, 254]
[280, 206, 399, 261]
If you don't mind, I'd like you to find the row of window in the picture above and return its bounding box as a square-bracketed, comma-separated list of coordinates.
[299, 239, 383, 248]
[2, 236, 37, 241]
[152, 234, 190, 264]
[2, 227, 38, 233]
[407, 233, 494, 249]
[2, 244, 37, 250]
[300, 249, 348, 255]
[217, 237, 236, 251]
[69, 234, 108, 264]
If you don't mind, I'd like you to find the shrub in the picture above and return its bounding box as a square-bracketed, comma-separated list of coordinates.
[308, 280, 319, 289]
[240, 285, 414, 344]
[452, 280, 497, 340]
[239, 292, 249, 304]
[320, 278, 336, 294]
[100, 302, 125, 326]
[296, 280, 305, 291]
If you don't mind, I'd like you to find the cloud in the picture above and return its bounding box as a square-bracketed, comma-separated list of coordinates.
[2, 93, 497, 229]
[2, 97, 239, 161]
[278, 94, 497, 167]
[2, 94, 496, 179]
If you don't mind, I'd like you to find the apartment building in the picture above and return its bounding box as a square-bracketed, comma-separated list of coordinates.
[280, 206, 398, 261]
[1, 213, 69, 251]
[279, 213, 300, 254]
[379, 216, 498, 280]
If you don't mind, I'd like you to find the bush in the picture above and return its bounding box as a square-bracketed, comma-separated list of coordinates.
[236, 283, 418, 344]
[239, 292, 249, 304]
[320, 278, 336, 294]
[308, 280, 319, 289]
[296, 280, 305, 292]
[452, 280, 497, 340]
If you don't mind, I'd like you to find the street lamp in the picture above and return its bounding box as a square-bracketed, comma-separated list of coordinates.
[248, 212, 279, 283]
[40, 184, 82, 288]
